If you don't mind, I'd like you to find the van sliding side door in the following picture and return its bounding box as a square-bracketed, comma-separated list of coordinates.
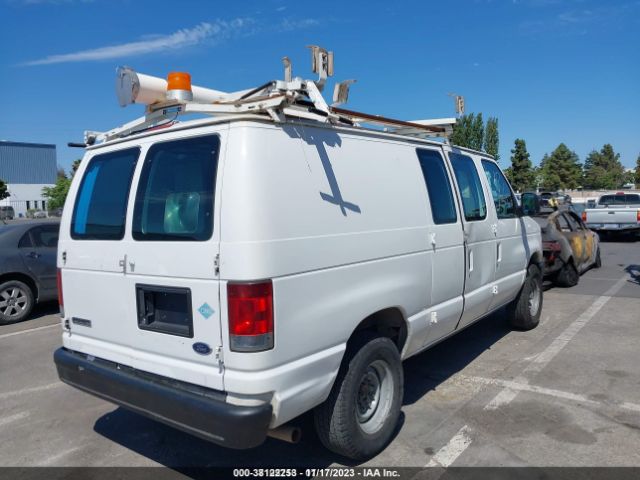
[447, 152, 496, 330]
[415, 148, 465, 346]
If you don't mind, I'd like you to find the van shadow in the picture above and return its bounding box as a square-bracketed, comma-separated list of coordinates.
[93, 312, 509, 473]
[284, 124, 361, 216]
[402, 308, 511, 405]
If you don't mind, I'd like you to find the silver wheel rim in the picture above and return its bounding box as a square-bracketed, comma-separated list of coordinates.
[528, 279, 541, 317]
[355, 359, 394, 434]
[0, 287, 28, 318]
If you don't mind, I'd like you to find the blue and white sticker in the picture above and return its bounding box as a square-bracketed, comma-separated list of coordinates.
[198, 303, 214, 319]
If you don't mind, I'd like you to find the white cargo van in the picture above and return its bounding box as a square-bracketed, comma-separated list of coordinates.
[54, 55, 543, 459]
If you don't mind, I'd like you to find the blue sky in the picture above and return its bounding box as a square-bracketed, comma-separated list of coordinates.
[1, 0, 638, 174]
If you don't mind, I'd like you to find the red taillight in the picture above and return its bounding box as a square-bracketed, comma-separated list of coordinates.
[582, 211, 587, 222]
[56, 269, 64, 317]
[543, 241, 562, 252]
[227, 281, 273, 352]
[637, 210, 640, 222]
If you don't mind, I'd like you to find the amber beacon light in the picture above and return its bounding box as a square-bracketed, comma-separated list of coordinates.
[166, 72, 193, 102]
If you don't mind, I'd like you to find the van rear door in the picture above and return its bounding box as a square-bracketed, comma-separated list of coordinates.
[60, 134, 224, 391]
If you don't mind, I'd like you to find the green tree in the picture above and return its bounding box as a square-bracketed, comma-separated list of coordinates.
[504, 166, 513, 184]
[484, 117, 499, 162]
[507, 139, 536, 192]
[42, 176, 71, 210]
[469, 112, 484, 151]
[539, 154, 562, 190]
[0, 179, 9, 201]
[623, 170, 635, 185]
[41, 158, 81, 211]
[634, 154, 640, 187]
[450, 113, 474, 149]
[450, 112, 489, 152]
[583, 144, 624, 189]
[539, 143, 582, 190]
[71, 159, 81, 175]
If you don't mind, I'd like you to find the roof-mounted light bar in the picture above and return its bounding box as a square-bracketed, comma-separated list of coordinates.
[115, 66, 230, 107]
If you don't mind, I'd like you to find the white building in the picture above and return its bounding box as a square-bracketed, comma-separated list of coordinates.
[0, 141, 57, 217]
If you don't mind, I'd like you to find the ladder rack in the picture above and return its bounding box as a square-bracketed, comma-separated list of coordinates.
[83, 47, 456, 146]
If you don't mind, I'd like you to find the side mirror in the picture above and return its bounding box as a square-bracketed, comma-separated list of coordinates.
[520, 193, 540, 216]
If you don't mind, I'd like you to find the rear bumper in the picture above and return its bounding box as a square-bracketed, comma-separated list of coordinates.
[586, 224, 640, 232]
[54, 347, 272, 449]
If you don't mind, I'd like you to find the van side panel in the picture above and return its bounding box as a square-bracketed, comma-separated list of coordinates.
[219, 123, 433, 425]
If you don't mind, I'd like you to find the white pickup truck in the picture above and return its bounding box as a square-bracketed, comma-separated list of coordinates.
[583, 192, 640, 235]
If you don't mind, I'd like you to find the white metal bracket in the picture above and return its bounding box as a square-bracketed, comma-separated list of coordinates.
[85, 46, 457, 145]
[332, 79, 356, 107]
[307, 45, 334, 91]
[282, 56, 292, 82]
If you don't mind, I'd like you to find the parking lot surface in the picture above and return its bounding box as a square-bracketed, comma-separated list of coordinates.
[0, 240, 638, 470]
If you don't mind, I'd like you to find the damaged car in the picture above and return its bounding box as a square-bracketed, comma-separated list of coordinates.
[533, 209, 601, 287]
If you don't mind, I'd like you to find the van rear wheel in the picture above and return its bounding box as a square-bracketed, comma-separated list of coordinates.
[314, 334, 403, 460]
[508, 264, 543, 331]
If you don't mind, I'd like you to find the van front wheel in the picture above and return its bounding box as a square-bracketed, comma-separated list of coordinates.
[508, 264, 543, 331]
[314, 334, 403, 460]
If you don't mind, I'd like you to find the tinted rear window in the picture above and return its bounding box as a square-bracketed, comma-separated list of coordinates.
[599, 194, 640, 205]
[416, 149, 457, 224]
[71, 148, 139, 240]
[132, 135, 219, 241]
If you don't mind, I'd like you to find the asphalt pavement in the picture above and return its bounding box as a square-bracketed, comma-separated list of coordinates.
[0, 240, 638, 470]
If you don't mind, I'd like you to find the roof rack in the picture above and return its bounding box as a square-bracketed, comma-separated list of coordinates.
[83, 46, 456, 146]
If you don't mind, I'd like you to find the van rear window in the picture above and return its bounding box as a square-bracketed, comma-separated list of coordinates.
[71, 148, 139, 240]
[132, 135, 219, 241]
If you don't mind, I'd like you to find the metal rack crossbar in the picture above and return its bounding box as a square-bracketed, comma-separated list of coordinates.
[82, 47, 456, 146]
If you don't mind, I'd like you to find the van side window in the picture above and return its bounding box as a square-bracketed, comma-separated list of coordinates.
[449, 153, 487, 221]
[133, 135, 219, 241]
[416, 149, 457, 224]
[481, 160, 517, 219]
[71, 148, 140, 240]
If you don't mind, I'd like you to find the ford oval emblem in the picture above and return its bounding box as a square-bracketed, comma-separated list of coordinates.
[192, 342, 212, 356]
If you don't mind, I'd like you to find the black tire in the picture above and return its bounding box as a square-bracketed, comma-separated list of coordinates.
[314, 333, 403, 460]
[508, 263, 543, 331]
[556, 260, 579, 287]
[0, 280, 35, 325]
[594, 247, 602, 268]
